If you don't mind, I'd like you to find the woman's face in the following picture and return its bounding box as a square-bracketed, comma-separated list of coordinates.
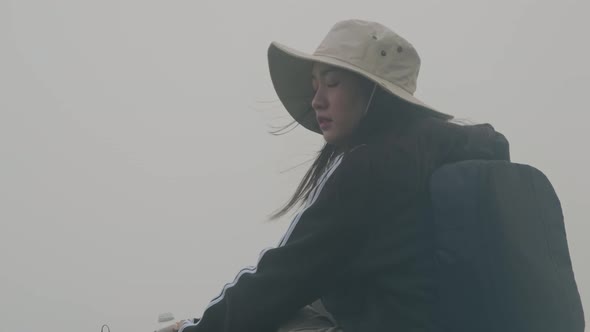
[311, 63, 371, 146]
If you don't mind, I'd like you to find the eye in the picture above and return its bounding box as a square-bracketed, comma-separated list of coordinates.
[324, 72, 341, 87]
[325, 76, 340, 87]
[326, 80, 340, 88]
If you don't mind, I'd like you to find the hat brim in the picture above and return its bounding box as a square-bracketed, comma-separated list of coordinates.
[268, 41, 453, 134]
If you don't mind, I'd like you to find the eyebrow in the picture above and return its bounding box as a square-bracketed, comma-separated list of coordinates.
[311, 68, 340, 80]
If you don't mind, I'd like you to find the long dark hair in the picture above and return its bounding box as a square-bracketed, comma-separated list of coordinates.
[269, 76, 440, 220]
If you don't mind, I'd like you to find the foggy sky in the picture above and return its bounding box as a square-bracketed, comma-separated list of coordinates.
[1, 1, 588, 331]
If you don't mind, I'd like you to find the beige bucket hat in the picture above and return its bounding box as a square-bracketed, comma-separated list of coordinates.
[268, 19, 453, 134]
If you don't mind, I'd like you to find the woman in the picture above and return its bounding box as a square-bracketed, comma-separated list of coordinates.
[177, 19, 509, 332]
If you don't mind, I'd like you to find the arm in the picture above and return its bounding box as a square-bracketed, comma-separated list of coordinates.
[181, 145, 417, 332]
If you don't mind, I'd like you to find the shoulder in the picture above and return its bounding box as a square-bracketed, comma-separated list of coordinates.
[398, 117, 511, 163]
[335, 139, 421, 189]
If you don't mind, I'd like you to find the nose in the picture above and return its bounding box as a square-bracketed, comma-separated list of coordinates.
[311, 87, 328, 111]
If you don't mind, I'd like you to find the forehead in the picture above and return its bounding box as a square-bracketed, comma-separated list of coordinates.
[311, 62, 343, 78]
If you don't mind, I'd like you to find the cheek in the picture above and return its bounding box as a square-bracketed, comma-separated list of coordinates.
[331, 90, 357, 115]
[332, 93, 365, 127]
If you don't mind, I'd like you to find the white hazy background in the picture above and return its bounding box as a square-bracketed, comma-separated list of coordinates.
[1, 1, 588, 331]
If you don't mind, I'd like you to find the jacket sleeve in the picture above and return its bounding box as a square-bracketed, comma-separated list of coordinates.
[180, 145, 420, 332]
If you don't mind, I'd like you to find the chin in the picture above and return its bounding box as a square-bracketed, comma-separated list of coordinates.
[322, 132, 343, 146]
[322, 132, 336, 143]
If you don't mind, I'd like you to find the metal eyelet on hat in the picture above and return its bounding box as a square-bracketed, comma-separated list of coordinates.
[397, 46, 403, 53]
[381, 50, 387, 56]
[372, 35, 378, 40]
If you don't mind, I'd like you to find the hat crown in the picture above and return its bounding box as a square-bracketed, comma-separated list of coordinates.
[314, 19, 421, 94]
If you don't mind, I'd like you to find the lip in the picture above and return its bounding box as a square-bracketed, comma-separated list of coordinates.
[317, 116, 333, 130]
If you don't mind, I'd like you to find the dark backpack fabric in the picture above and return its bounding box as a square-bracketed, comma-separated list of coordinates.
[430, 160, 585, 332]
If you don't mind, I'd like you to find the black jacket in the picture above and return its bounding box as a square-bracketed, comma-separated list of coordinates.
[182, 118, 510, 332]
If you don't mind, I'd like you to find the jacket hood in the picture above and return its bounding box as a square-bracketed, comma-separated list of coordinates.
[444, 122, 510, 164]
[390, 117, 511, 170]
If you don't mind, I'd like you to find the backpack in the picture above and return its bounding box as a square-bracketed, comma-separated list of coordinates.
[430, 160, 585, 332]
